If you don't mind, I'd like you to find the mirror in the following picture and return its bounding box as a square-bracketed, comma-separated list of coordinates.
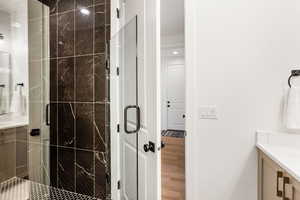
[0, 51, 11, 115]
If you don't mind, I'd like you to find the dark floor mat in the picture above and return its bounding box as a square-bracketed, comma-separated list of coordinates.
[161, 130, 185, 138]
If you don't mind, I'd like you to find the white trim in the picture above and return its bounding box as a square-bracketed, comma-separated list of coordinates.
[110, 0, 121, 199]
[184, 0, 196, 198]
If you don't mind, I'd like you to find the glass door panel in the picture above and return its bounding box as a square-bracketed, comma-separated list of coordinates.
[112, 16, 140, 200]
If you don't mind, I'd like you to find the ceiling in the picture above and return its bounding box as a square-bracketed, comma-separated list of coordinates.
[1, 0, 184, 36]
[161, 0, 184, 37]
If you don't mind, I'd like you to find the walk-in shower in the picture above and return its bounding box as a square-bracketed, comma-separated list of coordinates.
[0, 0, 111, 199]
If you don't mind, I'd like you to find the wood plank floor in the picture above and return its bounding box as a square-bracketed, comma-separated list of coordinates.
[161, 136, 185, 200]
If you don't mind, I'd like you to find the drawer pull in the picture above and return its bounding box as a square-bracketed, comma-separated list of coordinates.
[277, 171, 283, 197]
[283, 176, 291, 200]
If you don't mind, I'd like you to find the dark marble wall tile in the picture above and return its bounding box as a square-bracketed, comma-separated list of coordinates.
[76, 150, 95, 197]
[75, 56, 94, 102]
[47, 0, 111, 198]
[58, 12, 75, 57]
[58, 147, 75, 192]
[75, 7, 94, 55]
[58, 103, 75, 147]
[105, 2, 110, 25]
[94, 4, 105, 54]
[95, 151, 106, 199]
[50, 15, 57, 58]
[49, 0, 58, 15]
[50, 103, 58, 145]
[58, 0, 75, 13]
[76, 103, 94, 150]
[94, 104, 105, 151]
[50, 59, 57, 101]
[58, 57, 75, 101]
[94, 54, 106, 102]
[50, 146, 58, 187]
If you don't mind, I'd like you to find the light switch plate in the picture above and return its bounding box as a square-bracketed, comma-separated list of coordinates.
[199, 105, 218, 119]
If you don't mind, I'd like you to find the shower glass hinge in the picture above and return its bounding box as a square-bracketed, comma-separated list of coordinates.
[117, 180, 121, 190]
[116, 8, 120, 19]
[117, 67, 120, 76]
[117, 124, 120, 132]
[105, 59, 109, 70]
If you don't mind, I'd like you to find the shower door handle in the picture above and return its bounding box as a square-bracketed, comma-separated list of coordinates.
[46, 104, 50, 126]
[124, 105, 141, 134]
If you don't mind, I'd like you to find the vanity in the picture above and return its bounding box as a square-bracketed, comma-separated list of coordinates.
[0, 125, 28, 182]
[257, 131, 300, 200]
[0, 114, 28, 182]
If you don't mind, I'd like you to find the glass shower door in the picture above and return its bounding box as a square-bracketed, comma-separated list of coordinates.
[28, 0, 51, 186]
[112, 16, 140, 200]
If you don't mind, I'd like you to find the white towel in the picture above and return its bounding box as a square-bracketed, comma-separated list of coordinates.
[0, 94, 8, 114]
[10, 87, 26, 116]
[285, 86, 300, 129]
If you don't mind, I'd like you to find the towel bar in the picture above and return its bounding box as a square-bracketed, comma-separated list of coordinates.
[288, 70, 300, 88]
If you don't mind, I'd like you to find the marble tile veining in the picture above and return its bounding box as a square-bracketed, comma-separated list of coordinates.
[45, 0, 111, 198]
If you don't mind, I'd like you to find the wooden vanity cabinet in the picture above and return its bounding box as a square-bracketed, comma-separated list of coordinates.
[258, 150, 300, 200]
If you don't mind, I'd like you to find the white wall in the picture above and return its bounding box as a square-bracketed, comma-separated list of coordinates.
[185, 0, 300, 200]
[161, 34, 184, 47]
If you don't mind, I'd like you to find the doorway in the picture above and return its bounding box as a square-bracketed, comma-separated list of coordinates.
[160, 0, 186, 199]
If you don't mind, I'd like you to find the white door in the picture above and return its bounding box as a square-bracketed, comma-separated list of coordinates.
[167, 64, 185, 130]
[111, 0, 161, 199]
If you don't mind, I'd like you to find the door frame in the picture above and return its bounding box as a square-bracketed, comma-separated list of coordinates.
[110, 0, 121, 200]
[110, 0, 192, 199]
[160, 44, 185, 131]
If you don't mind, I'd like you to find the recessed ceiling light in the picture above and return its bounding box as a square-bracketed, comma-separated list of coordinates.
[80, 8, 90, 15]
[172, 51, 179, 55]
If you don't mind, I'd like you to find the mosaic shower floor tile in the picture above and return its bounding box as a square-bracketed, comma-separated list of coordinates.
[0, 177, 100, 200]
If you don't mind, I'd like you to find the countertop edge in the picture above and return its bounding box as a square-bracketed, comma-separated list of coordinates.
[256, 143, 300, 183]
[0, 122, 28, 130]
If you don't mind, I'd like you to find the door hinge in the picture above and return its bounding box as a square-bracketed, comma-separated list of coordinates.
[117, 180, 121, 190]
[117, 67, 120, 76]
[117, 124, 120, 132]
[105, 59, 109, 70]
[116, 8, 120, 19]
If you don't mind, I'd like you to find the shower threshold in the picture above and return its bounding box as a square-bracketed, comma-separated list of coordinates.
[0, 177, 100, 200]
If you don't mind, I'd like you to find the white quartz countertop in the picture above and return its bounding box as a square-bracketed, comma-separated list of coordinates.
[0, 114, 28, 130]
[256, 131, 300, 182]
[0, 120, 28, 130]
